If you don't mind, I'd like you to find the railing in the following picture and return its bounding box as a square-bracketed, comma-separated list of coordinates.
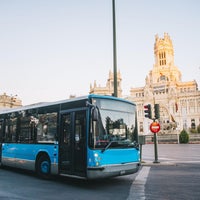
[143, 133, 200, 144]
[189, 133, 200, 143]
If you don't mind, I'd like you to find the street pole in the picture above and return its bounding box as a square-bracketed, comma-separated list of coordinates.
[112, 0, 118, 97]
[153, 133, 159, 163]
[150, 121, 160, 163]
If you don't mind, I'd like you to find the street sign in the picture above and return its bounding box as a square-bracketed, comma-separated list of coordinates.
[150, 121, 160, 133]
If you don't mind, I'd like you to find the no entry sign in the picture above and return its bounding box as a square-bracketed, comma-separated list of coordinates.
[150, 122, 160, 134]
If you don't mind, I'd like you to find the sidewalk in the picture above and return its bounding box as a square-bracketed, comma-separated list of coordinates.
[141, 160, 177, 166]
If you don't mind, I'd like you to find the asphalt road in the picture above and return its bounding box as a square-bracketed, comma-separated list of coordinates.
[0, 144, 200, 200]
[145, 163, 200, 200]
[134, 144, 200, 200]
[0, 167, 137, 200]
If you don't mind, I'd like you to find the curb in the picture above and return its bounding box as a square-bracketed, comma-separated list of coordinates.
[141, 161, 177, 166]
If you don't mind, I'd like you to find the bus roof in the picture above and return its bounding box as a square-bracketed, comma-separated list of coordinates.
[0, 94, 135, 115]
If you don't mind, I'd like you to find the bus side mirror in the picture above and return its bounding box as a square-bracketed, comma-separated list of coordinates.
[92, 107, 99, 121]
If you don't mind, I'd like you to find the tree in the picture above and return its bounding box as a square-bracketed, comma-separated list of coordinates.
[179, 129, 189, 144]
[197, 124, 200, 133]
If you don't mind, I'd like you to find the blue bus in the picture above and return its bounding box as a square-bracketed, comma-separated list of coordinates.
[0, 94, 140, 179]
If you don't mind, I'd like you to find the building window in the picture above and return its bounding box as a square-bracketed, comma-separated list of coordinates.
[189, 101, 195, 113]
[160, 75, 166, 81]
[159, 51, 166, 66]
[191, 119, 195, 129]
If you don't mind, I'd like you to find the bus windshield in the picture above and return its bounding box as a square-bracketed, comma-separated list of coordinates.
[89, 98, 137, 150]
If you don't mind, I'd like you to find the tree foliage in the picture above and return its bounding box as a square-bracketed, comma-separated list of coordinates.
[179, 129, 189, 144]
[197, 124, 200, 133]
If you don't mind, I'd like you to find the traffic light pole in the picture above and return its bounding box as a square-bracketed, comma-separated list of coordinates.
[153, 103, 160, 163]
[153, 133, 159, 163]
[144, 103, 160, 163]
[150, 119, 160, 163]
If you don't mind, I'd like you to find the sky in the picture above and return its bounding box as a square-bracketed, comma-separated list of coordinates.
[0, 0, 200, 105]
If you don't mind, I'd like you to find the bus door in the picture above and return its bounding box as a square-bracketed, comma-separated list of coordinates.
[0, 120, 3, 162]
[59, 110, 87, 177]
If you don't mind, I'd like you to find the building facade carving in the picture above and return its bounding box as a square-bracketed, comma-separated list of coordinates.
[0, 93, 22, 109]
[128, 33, 200, 134]
[90, 70, 122, 97]
[89, 33, 200, 134]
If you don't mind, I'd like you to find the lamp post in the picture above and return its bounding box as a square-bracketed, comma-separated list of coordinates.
[112, 0, 118, 97]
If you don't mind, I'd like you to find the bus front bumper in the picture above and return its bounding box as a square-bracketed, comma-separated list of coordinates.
[87, 162, 141, 179]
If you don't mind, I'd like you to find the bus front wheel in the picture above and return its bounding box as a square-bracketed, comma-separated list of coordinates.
[36, 155, 51, 179]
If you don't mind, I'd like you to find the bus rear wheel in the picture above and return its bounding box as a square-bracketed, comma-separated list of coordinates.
[36, 155, 51, 179]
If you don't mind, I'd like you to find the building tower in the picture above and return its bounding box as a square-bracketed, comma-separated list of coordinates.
[90, 70, 122, 97]
[129, 33, 200, 134]
[152, 32, 182, 84]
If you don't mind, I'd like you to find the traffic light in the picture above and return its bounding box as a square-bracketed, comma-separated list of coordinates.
[144, 104, 152, 119]
[154, 104, 160, 119]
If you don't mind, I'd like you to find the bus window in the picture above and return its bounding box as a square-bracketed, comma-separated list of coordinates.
[18, 116, 35, 143]
[74, 111, 86, 173]
[5, 117, 17, 143]
[63, 114, 70, 145]
[89, 98, 137, 149]
[75, 111, 86, 148]
[37, 112, 57, 143]
[0, 120, 3, 142]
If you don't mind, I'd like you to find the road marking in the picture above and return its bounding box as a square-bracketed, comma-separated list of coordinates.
[175, 160, 200, 163]
[127, 166, 150, 200]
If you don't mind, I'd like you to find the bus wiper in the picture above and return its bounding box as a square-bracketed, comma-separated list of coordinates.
[101, 141, 118, 153]
[122, 141, 139, 150]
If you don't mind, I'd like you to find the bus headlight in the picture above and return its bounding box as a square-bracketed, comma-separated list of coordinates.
[94, 153, 101, 166]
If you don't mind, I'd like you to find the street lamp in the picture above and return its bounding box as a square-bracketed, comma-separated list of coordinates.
[112, 0, 118, 97]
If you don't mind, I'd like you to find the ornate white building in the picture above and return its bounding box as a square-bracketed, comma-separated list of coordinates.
[128, 33, 200, 134]
[90, 70, 122, 97]
[90, 33, 200, 134]
[0, 93, 22, 109]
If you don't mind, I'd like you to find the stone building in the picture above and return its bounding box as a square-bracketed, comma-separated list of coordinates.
[128, 33, 200, 134]
[90, 33, 200, 134]
[90, 70, 122, 97]
[0, 93, 22, 109]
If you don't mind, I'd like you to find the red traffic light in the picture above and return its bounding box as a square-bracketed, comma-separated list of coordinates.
[144, 105, 149, 109]
[144, 104, 152, 119]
